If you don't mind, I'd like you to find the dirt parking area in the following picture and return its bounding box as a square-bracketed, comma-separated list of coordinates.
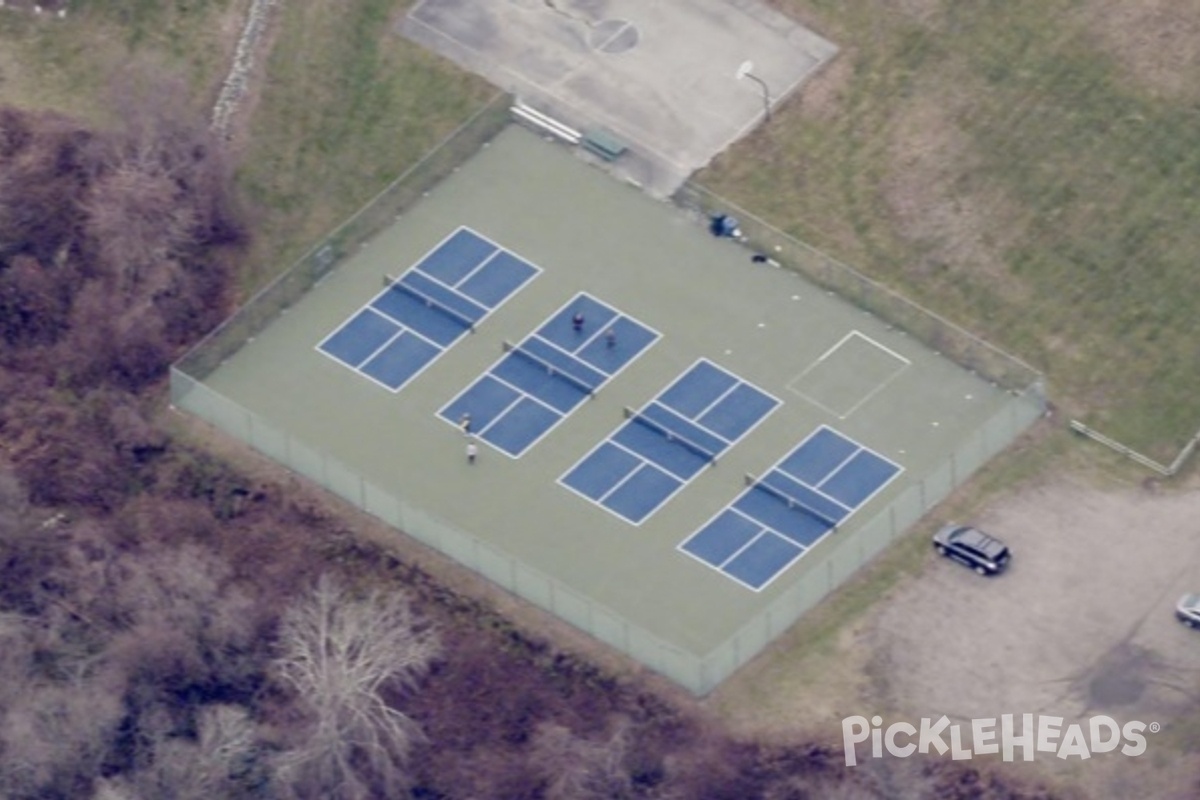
[711, 460, 1200, 798]
[868, 475, 1200, 795]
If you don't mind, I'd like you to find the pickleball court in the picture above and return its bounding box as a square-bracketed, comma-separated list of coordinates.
[179, 124, 1042, 693]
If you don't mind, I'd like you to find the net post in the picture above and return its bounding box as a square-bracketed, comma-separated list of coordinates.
[382, 272, 477, 333]
[505, 339, 595, 397]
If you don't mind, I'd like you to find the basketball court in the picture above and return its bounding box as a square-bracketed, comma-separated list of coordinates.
[400, 0, 838, 196]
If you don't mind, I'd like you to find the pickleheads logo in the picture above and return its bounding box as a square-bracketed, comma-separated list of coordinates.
[842, 714, 1156, 766]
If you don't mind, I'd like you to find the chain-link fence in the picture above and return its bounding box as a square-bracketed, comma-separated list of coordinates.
[673, 182, 1046, 402]
[176, 92, 512, 382]
[172, 366, 1043, 694]
[172, 110, 1048, 694]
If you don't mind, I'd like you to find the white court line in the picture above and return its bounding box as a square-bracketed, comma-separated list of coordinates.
[788, 391, 846, 420]
[837, 369, 907, 420]
[813, 428, 905, 507]
[380, 273, 487, 329]
[846, 329, 912, 365]
[529, 333, 606, 383]
[773, 424, 861, 510]
[695, 357, 785, 420]
[766, 430, 858, 513]
[439, 291, 660, 457]
[565, 302, 620, 355]
[788, 330, 910, 419]
[428, 223, 535, 290]
[676, 519, 808, 594]
[771, 468, 853, 515]
[676, 423, 901, 591]
[407, 225, 495, 285]
[576, 309, 665, 374]
[560, 359, 779, 525]
[556, 437, 631, 508]
[567, 290, 664, 362]
[641, 400, 733, 448]
[318, 225, 541, 396]
[727, 498, 827, 558]
[838, 331, 911, 419]
[597, 461, 655, 504]
[444, 225, 548, 292]
[593, 20, 633, 53]
[315, 339, 403, 394]
[435, 365, 567, 460]
[315, 308, 443, 394]
[556, 449, 684, 528]
[377, 224, 540, 329]
[359, 331, 463, 394]
[689, 379, 742, 425]
[402, 11, 696, 178]
[400, 270, 488, 317]
[315, 305, 398, 358]
[606, 434, 696, 483]
[473, 370, 561, 417]
[355, 327, 411, 372]
[737, 531, 820, 593]
[775, 423, 902, 512]
[442, 247, 500, 288]
[474, 392, 527, 438]
[712, 498, 829, 593]
[812, 447, 861, 494]
[556, 470, 633, 521]
[783, 431, 859, 485]
[719, 509, 776, 567]
[658, 357, 783, 445]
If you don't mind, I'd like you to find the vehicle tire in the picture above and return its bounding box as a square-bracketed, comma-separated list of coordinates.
[975, 565, 988, 576]
[936, 545, 949, 556]
[1187, 618, 1197, 628]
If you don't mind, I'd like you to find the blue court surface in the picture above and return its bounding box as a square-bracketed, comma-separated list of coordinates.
[559, 360, 780, 525]
[438, 293, 659, 457]
[680, 425, 902, 591]
[317, 227, 540, 391]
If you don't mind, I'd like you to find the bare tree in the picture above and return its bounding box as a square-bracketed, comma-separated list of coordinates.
[0, 678, 125, 798]
[529, 719, 636, 800]
[273, 575, 438, 800]
[118, 703, 262, 800]
[92, 778, 142, 800]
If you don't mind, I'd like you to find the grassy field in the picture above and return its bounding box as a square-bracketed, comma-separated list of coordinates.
[0, 0, 493, 296]
[5, 2, 1197, 794]
[232, 0, 494, 291]
[7, 1, 1191, 459]
[701, 0, 1200, 461]
[0, 0, 245, 121]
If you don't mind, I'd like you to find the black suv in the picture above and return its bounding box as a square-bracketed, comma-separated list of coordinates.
[932, 524, 1011, 576]
[1177, 594, 1200, 628]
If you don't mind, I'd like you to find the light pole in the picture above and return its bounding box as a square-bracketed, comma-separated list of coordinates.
[737, 60, 771, 122]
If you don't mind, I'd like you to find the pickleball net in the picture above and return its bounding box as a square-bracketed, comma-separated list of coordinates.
[502, 340, 596, 397]
[383, 274, 476, 332]
[624, 406, 719, 465]
[745, 472, 841, 530]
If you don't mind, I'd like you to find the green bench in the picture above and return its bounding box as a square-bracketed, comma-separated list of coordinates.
[582, 129, 627, 162]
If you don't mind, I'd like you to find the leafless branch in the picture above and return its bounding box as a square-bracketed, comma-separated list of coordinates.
[273, 574, 438, 799]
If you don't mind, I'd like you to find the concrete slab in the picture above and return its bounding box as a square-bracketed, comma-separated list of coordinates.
[400, 0, 838, 196]
[186, 126, 1034, 693]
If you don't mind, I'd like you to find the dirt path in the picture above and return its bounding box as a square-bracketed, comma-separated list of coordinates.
[211, 0, 280, 145]
[712, 465, 1200, 798]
